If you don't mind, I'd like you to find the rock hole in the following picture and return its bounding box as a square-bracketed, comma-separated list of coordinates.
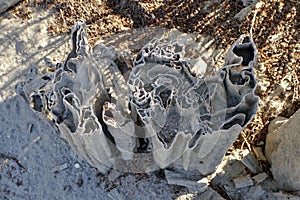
[232, 38, 254, 66]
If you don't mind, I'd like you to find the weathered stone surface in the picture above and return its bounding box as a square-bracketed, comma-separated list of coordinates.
[233, 175, 254, 189]
[195, 187, 226, 200]
[265, 116, 287, 161]
[265, 109, 300, 194]
[165, 168, 206, 193]
[0, 0, 22, 13]
[253, 146, 267, 161]
[252, 172, 269, 184]
[240, 149, 263, 174]
[19, 21, 259, 175]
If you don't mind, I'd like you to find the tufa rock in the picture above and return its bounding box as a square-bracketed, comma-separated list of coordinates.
[19, 21, 259, 175]
[265, 109, 300, 194]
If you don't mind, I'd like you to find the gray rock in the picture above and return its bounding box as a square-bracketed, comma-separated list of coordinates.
[253, 146, 267, 161]
[195, 187, 226, 200]
[252, 172, 269, 184]
[164, 168, 207, 193]
[240, 149, 263, 174]
[265, 109, 300, 194]
[0, 0, 22, 13]
[233, 175, 253, 189]
[19, 21, 259, 175]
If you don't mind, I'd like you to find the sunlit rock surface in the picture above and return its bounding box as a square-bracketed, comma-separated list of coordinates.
[266, 109, 300, 194]
[19, 21, 258, 174]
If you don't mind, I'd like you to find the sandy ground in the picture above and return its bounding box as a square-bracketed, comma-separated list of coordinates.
[0, 96, 185, 200]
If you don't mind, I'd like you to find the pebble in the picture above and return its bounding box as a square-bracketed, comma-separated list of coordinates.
[270, 33, 283, 43]
[74, 163, 80, 169]
[240, 149, 263, 174]
[252, 146, 267, 161]
[252, 173, 269, 184]
[51, 163, 68, 172]
[108, 170, 122, 182]
[233, 175, 254, 189]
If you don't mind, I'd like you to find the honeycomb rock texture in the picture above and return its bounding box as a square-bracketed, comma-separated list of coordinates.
[20, 21, 259, 174]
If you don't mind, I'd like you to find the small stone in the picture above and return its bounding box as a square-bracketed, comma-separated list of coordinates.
[253, 146, 267, 161]
[270, 33, 283, 43]
[51, 163, 68, 172]
[74, 163, 80, 169]
[240, 149, 263, 174]
[252, 173, 269, 184]
[233, 175, 253, 189]
[165, 169, 207, 193]
[224, 185, 235, 192]
[244, 185, 266, 199]
[196, 187, 226, 200]
[176, 193, 196, 200]
[222, 158, 245, 178]
[108, 170, 121, 182]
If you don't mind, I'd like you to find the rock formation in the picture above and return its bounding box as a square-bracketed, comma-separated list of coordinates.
[266, 109, 300, 194]
[19, 21, 259, 175]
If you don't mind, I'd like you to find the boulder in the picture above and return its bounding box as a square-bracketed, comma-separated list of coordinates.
[265, 109, 300, 194]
